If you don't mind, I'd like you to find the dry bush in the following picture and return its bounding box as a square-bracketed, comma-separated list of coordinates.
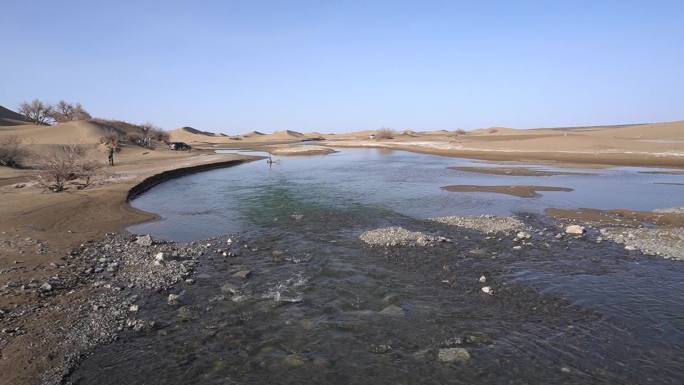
[35, 145, 101, 192]
[375, 128, 395, 139]
[18, 99, 54, 125]
[51, 100, 91, 122]
[151, 128, 170, 143]
[0, 136, 28, 168]
[454, 128, 467, 135]
[488, 128, 499, 134]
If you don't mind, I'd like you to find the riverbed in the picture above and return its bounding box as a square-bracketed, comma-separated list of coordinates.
[69, 149, 684, 384]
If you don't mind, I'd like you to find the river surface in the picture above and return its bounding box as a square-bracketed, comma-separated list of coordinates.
[70, 149, 684, 384]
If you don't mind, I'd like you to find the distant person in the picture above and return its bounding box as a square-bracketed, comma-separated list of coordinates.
[108, 147, 114, 166]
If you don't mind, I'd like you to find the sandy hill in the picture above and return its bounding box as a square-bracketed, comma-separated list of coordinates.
[178, 126, 217, 136]
[0, 105, 30, 126]
[269, 130, 305, 139]
[243, 131, 265, 137]
[169, 127, 234, 144]
[0, 120, 112, 144]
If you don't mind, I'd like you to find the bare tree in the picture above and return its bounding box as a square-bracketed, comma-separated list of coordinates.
[35, 145, 95, 192]
[0, 136, 28, 168]
[18, 99, 54, 125]
[139, 122, 158, 148]
[52, 100, 91, 122]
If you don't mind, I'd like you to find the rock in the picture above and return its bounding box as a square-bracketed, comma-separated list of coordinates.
[39, 282, 53, 292]
[437, 348, 471, 362]
[478, 275, 487, 283]
[283, 354, 306, 367]
[185, 278, 195, 285]
[135, 235, 153, 246]
[379, 304, 405, 316]
[370, 344, 392, 354]
[565, 225, 586, 235]
[129, 304, 139, 312]
[154, 252, 164, 262]
[481, 286, 494, 295]
[167, 293, 182, 305]
[516, 231, 531, 240]
[232, 270, 251, 279]
[220, 283, 239, 295]
[625, 245, 637, 251]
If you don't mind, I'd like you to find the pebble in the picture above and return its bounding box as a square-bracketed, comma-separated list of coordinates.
[135, 235, 153, 247]
[129, 304, 139, 312]
[478, 275, 487, 283]
[481, 286, 494, 295]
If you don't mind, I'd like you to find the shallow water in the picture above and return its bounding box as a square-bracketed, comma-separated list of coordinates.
[129, 148, 684, 240]
[70, 149, 684, 384]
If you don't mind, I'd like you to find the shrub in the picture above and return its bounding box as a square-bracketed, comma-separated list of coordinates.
[0, 136, 28, 168]
[375, 128, 395, 139]
[35, 145, 101, 192]
[454, 129, 467, 135]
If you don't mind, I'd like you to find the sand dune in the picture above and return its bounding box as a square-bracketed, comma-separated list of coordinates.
[169, 127, 236, 144]
[0, 120, 113, 144]
[0, 105, 31, 126]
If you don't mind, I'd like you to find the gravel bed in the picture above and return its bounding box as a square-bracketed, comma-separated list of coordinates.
[599, 227, 684, 261]
[359, 226, 448, 247]
[429, 215, 527, 234]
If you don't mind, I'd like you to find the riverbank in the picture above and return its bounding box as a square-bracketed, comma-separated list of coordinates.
[0, 149, 259, 385]
[325, 140, 684, 169]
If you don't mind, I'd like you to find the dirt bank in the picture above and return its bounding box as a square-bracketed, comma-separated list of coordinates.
[0, 149, 259, 385]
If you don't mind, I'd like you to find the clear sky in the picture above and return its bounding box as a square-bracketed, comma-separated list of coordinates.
[2, 0, 683, 133]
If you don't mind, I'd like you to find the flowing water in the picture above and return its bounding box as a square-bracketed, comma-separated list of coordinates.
[70, 149, 684, 384]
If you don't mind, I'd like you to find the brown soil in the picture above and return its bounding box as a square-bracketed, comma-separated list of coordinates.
[441, 184, 573, 198]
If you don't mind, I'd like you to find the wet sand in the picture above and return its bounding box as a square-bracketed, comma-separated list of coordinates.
[442, 184, 574, 198]
[449, 166, 593, 176]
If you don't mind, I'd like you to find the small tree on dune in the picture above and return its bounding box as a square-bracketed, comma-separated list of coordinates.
[18, 99, 54, 125]
[52, 100, 92, 122]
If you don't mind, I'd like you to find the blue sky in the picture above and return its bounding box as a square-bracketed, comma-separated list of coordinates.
[2, 0, 683, 133]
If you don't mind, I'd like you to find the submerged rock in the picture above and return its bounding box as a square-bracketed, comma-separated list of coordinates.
[437, 348, 471, 362]
[379, 304, 405, 317]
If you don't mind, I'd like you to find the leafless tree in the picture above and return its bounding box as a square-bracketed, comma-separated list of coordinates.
[18, 99, 54, 125]
[0, 136, 28, 168]
[52, 100, 92, 122]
